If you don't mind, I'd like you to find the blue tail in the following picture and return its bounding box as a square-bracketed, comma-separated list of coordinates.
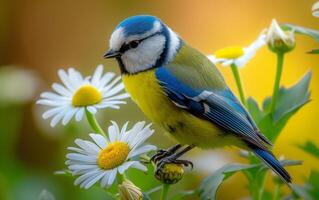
[253, 148, 291, 184]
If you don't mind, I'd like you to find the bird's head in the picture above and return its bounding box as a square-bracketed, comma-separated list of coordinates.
[104, 15, 181, 74]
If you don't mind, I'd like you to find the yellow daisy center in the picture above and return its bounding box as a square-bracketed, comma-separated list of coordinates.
[214, 46, 244, 59]
[98, 141, 130, 170]
[72, 85, 102, 107]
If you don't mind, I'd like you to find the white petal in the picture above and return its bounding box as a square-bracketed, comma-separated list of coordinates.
[101, 76, 121, 94]
[207, 55, 218, 64]
[221, 59, 234, 66]
[50, 109, 67, 127]
[68, 68, 83, 87]
[82, 171, 106, 189]
[42, 106, 65, 119]
[75, 139, 100, 154]
[118, 161, 135, 174]
[36, 99, 67, 106]
[89, 134, 108, 148]
[313, 1, 319, 17]
[62, 107, 78, 125]
[103, 93, 130, 101]
[97, 73, 115, 90]
[40, 92, 70, 101]
[95, 104, 120, 109]
[58, 69, 76, 91]
[67, 147, 88, 154]
[67, 153, 97, 163]
[107, 168, 117, 186]
[75, 108, 84, 121]
[128, 145, 157, 158]
[102, 83, 125, 98]
[52, 83, 72, 97]
[74, 169, 100, 186]
[69, 164, 98, 171]
[131, 162, 147, 171]
[87, 106, 97, 114]
[108, 121, 120, 142]
[91, 65, 104, 86]
[100, 171, 111, 188]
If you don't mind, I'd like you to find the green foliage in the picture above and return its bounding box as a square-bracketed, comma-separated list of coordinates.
[198, 160, 302, 200]
[199, 163, 257, 200]
[282, 24, 319, 42]
[247, 72, 311, 142]
[298, 141, 319, 159]
[308, 49, 319, 54]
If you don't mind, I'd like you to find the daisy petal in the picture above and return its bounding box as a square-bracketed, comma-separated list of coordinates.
[89, 133, 108, 148]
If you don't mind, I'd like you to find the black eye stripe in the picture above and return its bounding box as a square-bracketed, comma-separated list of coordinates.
[119, 32, 160, 53]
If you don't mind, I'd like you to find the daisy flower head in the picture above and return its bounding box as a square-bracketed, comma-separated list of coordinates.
[265, 19, 295, 53]
[207, 33, 266, 68]
[37, 65, 129, 127]
[66, 121, 156, 189]
[312, 1, 319, 18]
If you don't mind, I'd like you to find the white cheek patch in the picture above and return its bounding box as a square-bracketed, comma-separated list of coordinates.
[109, 27, 125, 51]
[121, 35, 166, 73]
[166, 27, 180, 63]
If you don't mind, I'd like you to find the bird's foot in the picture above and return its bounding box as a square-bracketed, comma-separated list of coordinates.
[150, 144, 182, 164]
[151, 145, 195, 179]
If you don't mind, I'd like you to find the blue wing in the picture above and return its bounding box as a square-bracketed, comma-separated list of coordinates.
[155, 67, 271, 150]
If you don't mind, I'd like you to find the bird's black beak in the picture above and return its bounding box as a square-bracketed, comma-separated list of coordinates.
[103, 50, 121, 59]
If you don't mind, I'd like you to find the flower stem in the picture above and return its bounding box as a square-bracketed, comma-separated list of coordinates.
[272, 183, 281, 200]
[230, 64, 247, 107]
[160, 184, 170, 200]
[270, 52, 285, 114]
[85, 109, 106, 137]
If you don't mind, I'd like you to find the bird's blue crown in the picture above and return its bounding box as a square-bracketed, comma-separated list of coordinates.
[116, 15, 162, 37]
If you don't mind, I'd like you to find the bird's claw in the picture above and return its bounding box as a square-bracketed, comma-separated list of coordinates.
[150, 144, 182, 163]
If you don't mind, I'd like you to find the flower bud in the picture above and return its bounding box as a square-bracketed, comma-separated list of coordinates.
[266, 19, 295, 53]
[155, 163, 184, 184]
[118, 180, 143, 200]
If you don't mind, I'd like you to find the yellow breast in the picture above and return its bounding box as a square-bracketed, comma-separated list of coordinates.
[122, 70, 176, 124]
[122, 70, 241, 148]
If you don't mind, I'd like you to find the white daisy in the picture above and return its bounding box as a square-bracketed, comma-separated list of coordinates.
[36, 65, 129, 127]
[312, 1, 319, 17]
[207, 33, 266, 67]
[66, 121, 156, 189]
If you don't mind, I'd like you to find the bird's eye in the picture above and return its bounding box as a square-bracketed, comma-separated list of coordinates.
[128, 40, 139, 49]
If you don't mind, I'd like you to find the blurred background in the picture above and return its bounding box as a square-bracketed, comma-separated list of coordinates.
[0, 0, 318, 199]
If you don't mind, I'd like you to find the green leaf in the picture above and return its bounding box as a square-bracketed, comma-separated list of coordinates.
[198, 163, 257, 200]
[272, 72, 311, 122]
[247, 98, 265, 124]
[248, 72, 311, 142]
[142, 193, 152, 200]
[298, 141, 319, 159]
[308, 171, 319, 198]
[282, 24, 319, 42]
[308, 49, 319, 54]
[198, 159, 302, 200]
[290, 184, 312, 200]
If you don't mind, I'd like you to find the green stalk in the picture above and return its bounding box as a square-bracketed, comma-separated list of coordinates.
[257, 173, 267, 200]
[85, 109, 106, 137]
[230, 64, 247, 107]
[272, 183, 281, 200]
[160, 184, 170, 200]
[270, 52, 285, 114]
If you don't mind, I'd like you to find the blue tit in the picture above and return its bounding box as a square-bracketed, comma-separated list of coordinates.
[103, 15, 291, 184]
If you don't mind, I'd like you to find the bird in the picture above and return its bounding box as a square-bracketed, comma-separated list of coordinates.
[103, 15, 291, 184]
